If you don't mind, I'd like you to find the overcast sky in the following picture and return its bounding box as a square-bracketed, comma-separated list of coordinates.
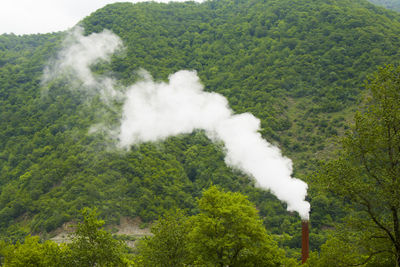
[0, 0, 200, 35]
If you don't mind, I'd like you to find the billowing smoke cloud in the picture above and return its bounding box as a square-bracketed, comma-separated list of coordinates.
[43, 27, 123, 100]
[119, 71, 310, 219]
[118, 70, 230, 145]
[44, 27, 310, 220]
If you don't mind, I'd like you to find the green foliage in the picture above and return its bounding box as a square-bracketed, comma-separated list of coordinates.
[307, 230, 395, 267]
[0, 208, 132, 267]
[66, 208, 130, 266]
[135, 209, 190, 266]
[187, 186, 291, 266]
[316, 64, 400, 266]
[368, 0, 400, 11]
[0, 235, 67, 267]
[81, 0, 400, 173]
[136, 186, 297, 266]
[1, 0, 400, 256]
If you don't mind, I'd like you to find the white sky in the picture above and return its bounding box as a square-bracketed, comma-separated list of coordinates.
[0, 0, 198, 35]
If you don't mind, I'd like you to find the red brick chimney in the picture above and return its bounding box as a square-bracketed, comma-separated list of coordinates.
[301, 220, 309, 264]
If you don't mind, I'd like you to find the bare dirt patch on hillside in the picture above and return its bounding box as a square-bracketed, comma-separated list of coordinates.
[50, 217, 151, 248]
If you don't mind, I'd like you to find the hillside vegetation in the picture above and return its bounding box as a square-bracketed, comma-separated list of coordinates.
[0, 0, 400, 262]
[368, 0, 400, 11]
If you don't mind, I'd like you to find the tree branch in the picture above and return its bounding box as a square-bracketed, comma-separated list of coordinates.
[361, 195, 397, 246]
[392, 207, 400, 251]
[369, 235, 389, 240]
[348, 250, 392, 266]
[359, 143, 384, 186]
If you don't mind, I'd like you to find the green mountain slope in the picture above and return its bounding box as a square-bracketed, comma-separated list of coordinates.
[368, 0, 400, 11]
[0, 0, 400, 254]
[82, 0, 400, 169]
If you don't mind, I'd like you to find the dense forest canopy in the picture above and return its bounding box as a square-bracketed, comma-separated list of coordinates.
[0, 0, 400, 263]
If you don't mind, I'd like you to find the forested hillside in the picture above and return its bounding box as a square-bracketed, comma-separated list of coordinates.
[368, 0, 400, 11]
[1, 0, 400, 263]
[82, 0, 400, 171]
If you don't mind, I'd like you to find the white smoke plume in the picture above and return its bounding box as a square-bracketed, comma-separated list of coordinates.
[120, 71, 310, 219]
[44, 27, 310, 220]
[43, 26, 123, 100]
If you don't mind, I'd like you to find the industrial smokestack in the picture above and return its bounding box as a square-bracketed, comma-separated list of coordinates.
[301, 220, 309, 264]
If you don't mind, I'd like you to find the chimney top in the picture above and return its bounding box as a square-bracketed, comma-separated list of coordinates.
[301, 220, 309, 264]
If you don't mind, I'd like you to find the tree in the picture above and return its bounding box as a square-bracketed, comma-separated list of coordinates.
[318, 64, 400, 266]
[135, 186, 296, 266]
[186, 186, 290, 267]
[306, 232, 395, 267]
[66, 208, 130, 266]
[0, 208, 132, 267]
[0, 235, 67, 267]
[135, 209, 190, 266]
